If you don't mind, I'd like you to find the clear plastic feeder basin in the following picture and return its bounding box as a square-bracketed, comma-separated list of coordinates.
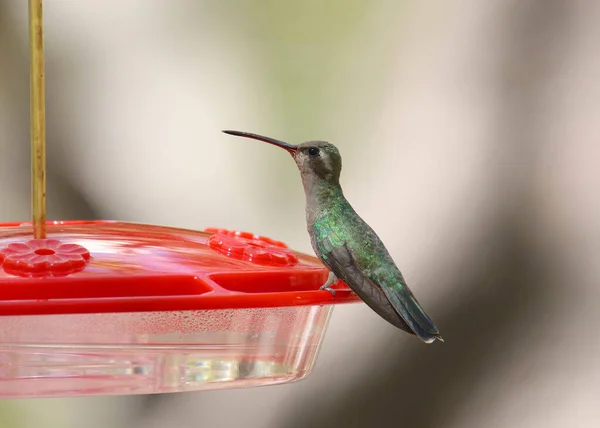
[0, 221, 359, 398]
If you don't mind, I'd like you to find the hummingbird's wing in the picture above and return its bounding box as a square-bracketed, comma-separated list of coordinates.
[326, 243, 442, 343]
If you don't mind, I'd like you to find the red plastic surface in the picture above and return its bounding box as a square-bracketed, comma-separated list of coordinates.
[0, 221, 359, 316]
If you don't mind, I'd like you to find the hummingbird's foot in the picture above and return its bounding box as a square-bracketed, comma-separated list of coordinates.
[319, 271, 338, 297]
[320, 286, 336, 296]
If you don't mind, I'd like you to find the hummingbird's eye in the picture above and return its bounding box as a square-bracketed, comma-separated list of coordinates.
[308, 147, 320, 156]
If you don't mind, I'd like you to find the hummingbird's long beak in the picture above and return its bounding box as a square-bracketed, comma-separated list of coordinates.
[222, 130, 298, 155]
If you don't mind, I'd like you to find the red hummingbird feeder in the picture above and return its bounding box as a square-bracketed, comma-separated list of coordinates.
[0, 0, 359, 398]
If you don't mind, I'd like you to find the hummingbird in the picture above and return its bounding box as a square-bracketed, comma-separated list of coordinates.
[223, 130, 443, 343]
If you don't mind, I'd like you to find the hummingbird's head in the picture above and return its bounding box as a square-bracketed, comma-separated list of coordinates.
[222, 130, 342, 185]
[294, 140, 342, 184]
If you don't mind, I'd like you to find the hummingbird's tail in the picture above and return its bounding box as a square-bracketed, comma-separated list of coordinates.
[400, 293, 443, 343]
[375, 276, 443, 343]
[362, 277, 443, 343]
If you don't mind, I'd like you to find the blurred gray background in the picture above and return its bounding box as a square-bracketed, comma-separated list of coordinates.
[1, 0, 599, 427]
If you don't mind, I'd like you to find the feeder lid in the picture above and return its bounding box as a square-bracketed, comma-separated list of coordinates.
[0, 221, 358, 316]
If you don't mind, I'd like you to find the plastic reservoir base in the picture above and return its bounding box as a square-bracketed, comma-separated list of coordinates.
[0, 221, 359, 398]
[0, 306, 331, 398]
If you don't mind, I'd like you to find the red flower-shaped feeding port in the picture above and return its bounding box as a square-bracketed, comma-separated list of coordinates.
[205, 228, 298, 267]
[0, 239, 91, 278]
